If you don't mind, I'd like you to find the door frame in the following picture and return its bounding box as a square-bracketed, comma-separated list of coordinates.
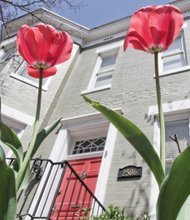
[27, 109, 122, 218]
[50, 110, 122, 205]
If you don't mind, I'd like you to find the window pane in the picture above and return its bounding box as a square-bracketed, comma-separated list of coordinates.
[163, 53, 186, 71]
[165, 119, 189, 173]
[94, 70, 112, 88]
[100, 54, 116, 70]
[165, 36, 182, 54]
[162, 34, 187, 72]
[72, 137, 106, 155]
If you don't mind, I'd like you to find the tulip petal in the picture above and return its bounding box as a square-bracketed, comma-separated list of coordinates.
[17, 25, 37, 65]
[47, 31, 73, 66]
[124, 29, 150, 52]
[27, 66, 57, 78]
[35, 23, 55, 63]
[17, 23, 73, 74]
[124, 4, 183, 53]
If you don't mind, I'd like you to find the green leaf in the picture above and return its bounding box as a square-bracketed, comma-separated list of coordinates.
[16, 118, 61, 192]
[0, 161, 16, 220]
[18, 163, 30, 191]
[32, 118, 62, 157]
[83, 96, 165, 187]
[0, 121, 23, 169]
[157, 146, 190, 220]
[0, 145, 5, 163]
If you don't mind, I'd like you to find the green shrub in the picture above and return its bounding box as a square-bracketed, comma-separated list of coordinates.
[80, 205, 150, 220]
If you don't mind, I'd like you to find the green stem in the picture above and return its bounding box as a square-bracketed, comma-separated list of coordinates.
[16, 69, 43, 192]
[154, 52, 165, 173]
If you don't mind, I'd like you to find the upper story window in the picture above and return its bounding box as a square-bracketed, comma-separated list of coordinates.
[93, 50, 118, 89]
[159, 27, 189, 76]
[81, 41, 122, 94]
[11, 61, 50, 90]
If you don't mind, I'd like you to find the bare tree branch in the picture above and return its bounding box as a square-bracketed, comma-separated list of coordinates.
[0, 0, 85, 39]
[169, 134, 182, 154]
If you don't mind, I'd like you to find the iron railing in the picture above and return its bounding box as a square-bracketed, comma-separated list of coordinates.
[7, 158, 106, 220]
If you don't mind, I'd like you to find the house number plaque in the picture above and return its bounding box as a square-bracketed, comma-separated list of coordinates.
[117, 166, 142, 180]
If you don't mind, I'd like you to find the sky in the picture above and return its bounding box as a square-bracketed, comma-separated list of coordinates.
[55, 0, 174, 28]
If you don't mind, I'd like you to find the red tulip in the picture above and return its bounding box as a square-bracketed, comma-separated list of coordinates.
[17, 23, 73, 78]
[124, 5, 183, 54]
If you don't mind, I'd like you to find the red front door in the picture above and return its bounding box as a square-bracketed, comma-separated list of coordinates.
[50, 157, 102, 220]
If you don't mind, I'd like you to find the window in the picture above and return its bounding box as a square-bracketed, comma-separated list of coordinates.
[93, 51, 118, 89]
[72, 137, 106, 155]
[11, 61, 50, 89]
[82, 48, 119, 94]
[159, 31, 188, 75]
[165, 119, 189, 174]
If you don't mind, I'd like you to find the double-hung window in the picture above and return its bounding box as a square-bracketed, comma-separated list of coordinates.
[159, 31, 188, 75]
[83, 46, 119, 94]
[93, 50, 118, 89]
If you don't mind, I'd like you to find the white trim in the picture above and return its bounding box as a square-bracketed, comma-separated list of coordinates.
[67, 151, 103, 160]
[148, 99, 190, 117]
[86, 55, 102, 90]
[60, 108, 123, 128]
[94, 123, 117, 204]
[2, 104, 34, 126]
[158, 65, 190, 77]
[95, 41, 123, 54]
[81, 84, 111, 95]
[149, 120, 160, 220]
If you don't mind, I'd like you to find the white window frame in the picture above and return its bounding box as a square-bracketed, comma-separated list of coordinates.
[148, 99, 190, 220]
[1, 104, 34, 157]
[10, 61, 52, 91]
[28, 109, 123, 217]
[159, 23, 190, 76]
[81, 41, 122, 94]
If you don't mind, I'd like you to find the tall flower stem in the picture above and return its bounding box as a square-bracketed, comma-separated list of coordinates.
[154, 52, 165, 173]
[16, 69, 43, 192]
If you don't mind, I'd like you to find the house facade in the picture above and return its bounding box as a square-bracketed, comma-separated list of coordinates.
[1, 0, 190, 219]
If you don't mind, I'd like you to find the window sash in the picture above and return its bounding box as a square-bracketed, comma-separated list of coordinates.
[94, 70, 113, 88]
[93, 53, 116, 87]
[159, 32, 187, 73]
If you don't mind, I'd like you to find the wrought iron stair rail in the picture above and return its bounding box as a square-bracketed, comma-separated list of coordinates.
[6, 158, 106, 220]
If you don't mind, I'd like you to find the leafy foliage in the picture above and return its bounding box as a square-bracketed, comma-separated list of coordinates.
[91, 206, 133, 220]
[80, 205, 150, 220]
[0, 160, 16, 220]
[157, 146, 190, 220]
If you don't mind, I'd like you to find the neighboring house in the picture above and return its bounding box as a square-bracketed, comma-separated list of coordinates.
[1, 0, 190, 219]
